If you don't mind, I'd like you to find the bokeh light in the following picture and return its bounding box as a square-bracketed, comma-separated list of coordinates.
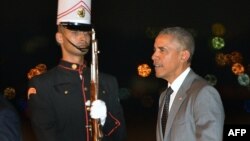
[137, 64, 152, 77]
[232, 63, 245, 75]
[204, 74, 217, 86]
[212, 37, 225, 50]
[211, 23, 226, 36]
[215, 53, 231, 66]
[230, 51, 243, 64]
[215, 51, 243, 67]
[238, 73, 250, 86]
[4, 87, 16, 100]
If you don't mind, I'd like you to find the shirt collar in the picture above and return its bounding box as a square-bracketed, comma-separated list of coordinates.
[169, 67, 191, 93]
[58, 59, 86, 71]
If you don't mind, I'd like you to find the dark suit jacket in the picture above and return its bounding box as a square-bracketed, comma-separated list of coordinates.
[156, 70, 225, 141]
[0, 95, 22, 141]
[28, 60, 127, 141]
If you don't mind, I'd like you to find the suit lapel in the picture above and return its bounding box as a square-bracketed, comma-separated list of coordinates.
[164, 70, 197, 139]
[158, 89, 168, 120]
[157, 88, 168, 140]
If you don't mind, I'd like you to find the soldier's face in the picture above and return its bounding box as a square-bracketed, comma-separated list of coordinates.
[56, 26, 91, 56]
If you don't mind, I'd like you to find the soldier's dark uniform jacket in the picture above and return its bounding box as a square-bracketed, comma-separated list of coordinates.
[28, 60, 127, 141]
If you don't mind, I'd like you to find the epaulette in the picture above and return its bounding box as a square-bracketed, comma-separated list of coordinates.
[27, 64, 47, 80]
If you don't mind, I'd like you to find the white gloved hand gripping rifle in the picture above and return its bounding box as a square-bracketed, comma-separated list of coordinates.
[86, 99, 107, 126]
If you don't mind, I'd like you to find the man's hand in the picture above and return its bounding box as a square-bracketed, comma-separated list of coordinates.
[86, 100, 107, 125]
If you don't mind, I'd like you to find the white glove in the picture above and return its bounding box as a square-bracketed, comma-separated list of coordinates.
[86, 100, 107, 126]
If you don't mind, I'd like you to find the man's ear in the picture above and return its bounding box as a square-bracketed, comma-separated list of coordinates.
[55, 32, 63, 44]
[181, 50, 190, 62]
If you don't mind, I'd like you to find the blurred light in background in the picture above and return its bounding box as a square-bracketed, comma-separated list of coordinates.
[137, 63, 151, 77]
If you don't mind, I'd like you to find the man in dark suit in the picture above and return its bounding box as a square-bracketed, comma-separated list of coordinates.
[152, 27, 225, 141]
[0, 94, 22, 141]
[27, 0, 127, 141]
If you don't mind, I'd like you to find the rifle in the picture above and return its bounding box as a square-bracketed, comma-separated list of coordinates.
[90, 28, 103, 141]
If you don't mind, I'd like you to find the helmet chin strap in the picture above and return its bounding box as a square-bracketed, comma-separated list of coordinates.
[65, 37, 89, 53]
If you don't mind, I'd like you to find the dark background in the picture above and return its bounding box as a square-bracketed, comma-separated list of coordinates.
[1, 0, 250, 140]
[1, 0, 250, 87]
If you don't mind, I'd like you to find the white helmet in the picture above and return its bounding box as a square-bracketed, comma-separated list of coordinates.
[57, 0, 92, 31]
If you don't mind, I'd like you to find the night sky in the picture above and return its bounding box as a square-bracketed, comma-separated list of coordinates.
[1, 0, 250, 98]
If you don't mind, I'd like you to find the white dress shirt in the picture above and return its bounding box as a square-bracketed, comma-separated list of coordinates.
[168, 67, 191, 111]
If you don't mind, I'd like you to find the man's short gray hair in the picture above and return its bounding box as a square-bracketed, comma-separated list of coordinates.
[158, 27, 195, 63]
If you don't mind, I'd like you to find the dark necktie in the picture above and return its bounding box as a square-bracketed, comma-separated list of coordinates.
[161, 87, 173, 136]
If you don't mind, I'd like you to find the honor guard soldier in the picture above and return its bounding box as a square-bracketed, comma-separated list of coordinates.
[27, 0, 127, 141]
